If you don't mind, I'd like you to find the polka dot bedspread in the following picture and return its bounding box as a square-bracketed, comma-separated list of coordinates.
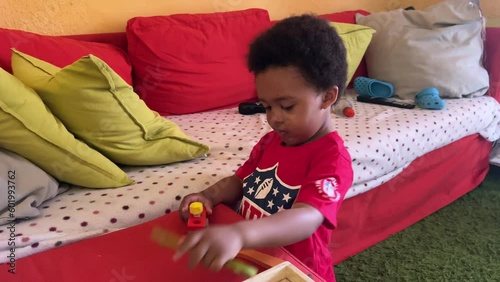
[1, 90, 499, 262]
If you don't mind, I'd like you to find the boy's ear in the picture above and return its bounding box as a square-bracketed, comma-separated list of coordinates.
[321, 86, 339, 109]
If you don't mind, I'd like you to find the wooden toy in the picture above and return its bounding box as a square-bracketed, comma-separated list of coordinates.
[187, 201, 208, 231]
[150, 225, 181, 250]
[237, 249, 284, 269]
[150, 226, 258, 278]
[243, 261, 314, 282]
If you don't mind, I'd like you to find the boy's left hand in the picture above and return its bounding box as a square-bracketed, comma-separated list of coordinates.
[173, 224, 245, 272]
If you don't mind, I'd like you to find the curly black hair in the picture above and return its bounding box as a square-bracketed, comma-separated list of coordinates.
[247, 14, 347, 94]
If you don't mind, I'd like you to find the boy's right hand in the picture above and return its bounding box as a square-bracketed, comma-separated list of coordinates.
[179, 192, 214, 222]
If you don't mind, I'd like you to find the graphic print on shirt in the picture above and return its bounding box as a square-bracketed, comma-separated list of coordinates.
[315, 177, 342, 202]
[239, 163, 300, 220]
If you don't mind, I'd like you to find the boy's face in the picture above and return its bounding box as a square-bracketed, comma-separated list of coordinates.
[256, 66, 337, 146]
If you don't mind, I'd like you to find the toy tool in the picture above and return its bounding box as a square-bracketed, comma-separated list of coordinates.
[187, 202, 208, 231]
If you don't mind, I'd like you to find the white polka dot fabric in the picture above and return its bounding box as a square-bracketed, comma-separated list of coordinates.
[339, 91, 500, 198]
[1, 90, 499, 262]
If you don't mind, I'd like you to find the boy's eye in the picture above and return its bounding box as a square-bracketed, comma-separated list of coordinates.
[281, 105, 294, 111]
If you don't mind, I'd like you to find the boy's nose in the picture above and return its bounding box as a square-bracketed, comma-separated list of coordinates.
[267, 111, 283, 127]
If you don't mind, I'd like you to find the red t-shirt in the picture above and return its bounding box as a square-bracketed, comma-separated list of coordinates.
[235, 131, 354, 282]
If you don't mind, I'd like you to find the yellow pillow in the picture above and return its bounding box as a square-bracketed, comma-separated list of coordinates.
[330, 22, 375, 85]
[0, 68, 133, 188]
[11, 49, 209, 166]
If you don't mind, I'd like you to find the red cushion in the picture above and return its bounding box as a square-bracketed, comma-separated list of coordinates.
[485, 27, 500, 102]
[319, 10, 371, 88]
[0, 28, 133, 85]
[318, 9, 370, 24]
[126, 9, 272, 115]
[63, 32, 128, 52]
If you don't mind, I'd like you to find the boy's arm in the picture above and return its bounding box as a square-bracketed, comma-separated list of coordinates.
[173, 202, 324, 271]
[235, 203, 323, 248]
[202, 133, 270, 209]
[202, 132, 271, 209]
[202, 175, 243, 208]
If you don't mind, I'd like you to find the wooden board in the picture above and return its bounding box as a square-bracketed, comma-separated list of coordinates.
[244, 262, 315, 282]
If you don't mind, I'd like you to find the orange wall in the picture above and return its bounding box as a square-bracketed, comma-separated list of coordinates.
[1, 0, 499, 35]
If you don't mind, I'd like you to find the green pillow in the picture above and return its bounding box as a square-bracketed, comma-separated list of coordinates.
[0, 68, 133, 188]
[330, 22, 375, 85]
[11, 49, 209, 166]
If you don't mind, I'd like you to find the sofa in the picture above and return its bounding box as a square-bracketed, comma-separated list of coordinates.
[0, 3, 499, 281]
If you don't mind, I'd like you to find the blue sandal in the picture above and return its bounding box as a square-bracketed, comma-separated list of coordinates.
[415, 87, 445, 110]
[354, 77, 394, 98]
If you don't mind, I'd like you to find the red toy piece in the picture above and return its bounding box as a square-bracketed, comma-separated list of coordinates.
[333, 96, 355, 117]
[187, 202, 208, 231]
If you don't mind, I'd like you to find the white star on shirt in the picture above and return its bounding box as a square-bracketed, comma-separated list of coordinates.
[243, 182, 247, 188]
[283, 193, 291, 203]
[267, 200, 274, 209]
[254, 176, 261, 184]
[272, 187, 279, 196]
[247, 187, 255, 195]
[277, 206, 285, 212]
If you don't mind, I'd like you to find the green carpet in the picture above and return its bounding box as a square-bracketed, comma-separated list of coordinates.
[334, 165, 500, 282]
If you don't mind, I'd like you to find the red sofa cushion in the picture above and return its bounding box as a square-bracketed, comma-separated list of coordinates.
[319, 10, 371, 87]
[64, 32, 128, 52]
[126, 9, 272, 115]
[318, 9, 370, 24]
[485, 27, 500, 102]
[0, 28, 133, 85]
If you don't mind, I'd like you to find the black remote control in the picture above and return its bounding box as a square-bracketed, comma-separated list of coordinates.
[238, 102, 266, 115]
[356, 95, 415, 109]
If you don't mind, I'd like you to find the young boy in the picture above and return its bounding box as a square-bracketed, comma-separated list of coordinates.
[174, 14, 354, 281]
